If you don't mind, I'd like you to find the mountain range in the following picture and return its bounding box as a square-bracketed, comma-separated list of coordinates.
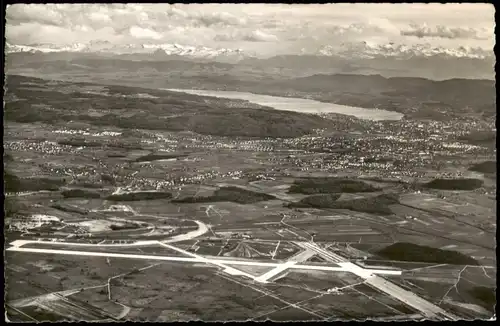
[6, 40, 494, 60]
[5, 41, 495, 80]
[5, 42, 249, 63]
[316, 42, 493, 60]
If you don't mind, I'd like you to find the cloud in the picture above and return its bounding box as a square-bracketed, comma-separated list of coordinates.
[192, 11, 246, 27]
[6, 21, 122, 45]
[215, 30, 278, 43]
[6, 4, 65, 27]
[329, 23, 383, 36]
[88, 11, 111, 24]
[243, 30, 279, 42]
[4, 3, 494, 56]
[213, 32, 237, 42]
[129, 26, 162, 40]
[6, 22, 63, 44]
[401, 24, 490, 40]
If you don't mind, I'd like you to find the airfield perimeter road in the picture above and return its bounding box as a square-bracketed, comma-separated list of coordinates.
[8, 237, 454, 320]
[7, 214, 457, 321]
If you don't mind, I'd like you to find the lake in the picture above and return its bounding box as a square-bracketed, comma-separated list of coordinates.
[164, 88, 403, 121]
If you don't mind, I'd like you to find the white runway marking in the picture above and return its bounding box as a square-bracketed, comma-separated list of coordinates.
[9, 239, 159, 248]
[7, 237, 457, 320]
[293, 241, 457, 320]
[255, 261, 296, 283]
[6, 242, 401, 277]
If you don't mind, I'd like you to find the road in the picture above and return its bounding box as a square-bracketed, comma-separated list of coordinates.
[162, 221, 208, 243]
[287, 247, 317, 263]
[7, 224, 456, 320]
[9, 218, 209, 249]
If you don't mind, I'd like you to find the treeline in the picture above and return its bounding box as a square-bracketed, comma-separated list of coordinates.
[172, 186, 276, 204]
[377, 242, 479, 265]
[4, 171, 66, 193]
[134, 153, 188, 163]
[50, 202, 88, 215]
[321, 193, 399, 215]
[6, 100, 328, 139]
[105, 191, 173, 201]
[288, 177, 379, 194]
[109, 224, 140, 231]
[5, 75, 332, 139]
[468, 161, 496, 174]
[57, 138, 102, 148]
[424, 178, 483, 190]
[288, 193, 399, 214]
[4, 197, 28, 218]
[61, 189, 101, 199]
[467, 286, 496, 312]
[287, 194, 342, 209]
[458, 130, 496, 147]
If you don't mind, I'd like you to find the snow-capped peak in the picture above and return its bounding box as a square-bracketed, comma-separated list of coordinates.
[5, 41, 251, 62]
[6, 41, 492, 62]
[315, 42, 493, 60]
[6, 42, 88, 53]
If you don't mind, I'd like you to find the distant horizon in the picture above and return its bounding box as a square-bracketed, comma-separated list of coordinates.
[5, 69, 495, 84]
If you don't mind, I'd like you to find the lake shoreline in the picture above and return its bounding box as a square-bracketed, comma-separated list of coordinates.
[163, 88, 404, 121]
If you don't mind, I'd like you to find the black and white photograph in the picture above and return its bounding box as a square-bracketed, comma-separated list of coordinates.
[3, 3, 496, 322]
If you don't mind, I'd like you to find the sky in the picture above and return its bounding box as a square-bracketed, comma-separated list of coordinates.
[5, 3, 495, 56]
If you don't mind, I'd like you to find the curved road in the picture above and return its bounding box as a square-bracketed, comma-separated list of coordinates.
[10, 220, 209, 249]
[162, 220, 209, 243]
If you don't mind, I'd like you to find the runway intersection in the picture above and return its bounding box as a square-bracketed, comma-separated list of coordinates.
[7, 237, 457, 320]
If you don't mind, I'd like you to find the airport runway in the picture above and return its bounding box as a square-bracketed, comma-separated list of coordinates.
[293, 241, 458, 320]
[255, 261, 297, 283]
[6, 243, 395, 276]
[7, 236, 456, 320]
